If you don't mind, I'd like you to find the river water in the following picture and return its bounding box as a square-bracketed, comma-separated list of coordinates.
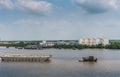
[0, 48, 120, 77]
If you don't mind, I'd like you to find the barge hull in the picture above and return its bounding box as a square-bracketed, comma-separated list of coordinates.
[0, 55, 51, 62]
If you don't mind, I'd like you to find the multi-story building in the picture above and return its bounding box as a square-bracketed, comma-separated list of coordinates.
[79, 38, 109, 45]
[39, 40, 55, 47]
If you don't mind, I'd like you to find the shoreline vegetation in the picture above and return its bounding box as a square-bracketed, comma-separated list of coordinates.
[0, 40, 120, 49]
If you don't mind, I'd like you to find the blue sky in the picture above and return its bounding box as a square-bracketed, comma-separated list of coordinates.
[0, 0, 120, 40]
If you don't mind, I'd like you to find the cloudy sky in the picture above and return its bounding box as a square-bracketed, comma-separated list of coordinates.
[0, 0, 120, 40]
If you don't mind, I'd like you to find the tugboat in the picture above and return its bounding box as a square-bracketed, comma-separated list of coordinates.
[79, 56, 97, 62]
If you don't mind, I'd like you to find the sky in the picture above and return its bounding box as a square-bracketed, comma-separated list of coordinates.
[0, 0, 120, 40]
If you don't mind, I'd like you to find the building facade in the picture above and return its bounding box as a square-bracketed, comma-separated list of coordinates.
[79, 38, 109, 45]
[39, 41, 55, 47]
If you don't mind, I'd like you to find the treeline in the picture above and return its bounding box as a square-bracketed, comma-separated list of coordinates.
[0, 41, 38, 48]
[53, 42, 120, 49]
[1, 40, 120, 49]
[54, 40, 120, 49]
[53, 44, 105, 49]
[105, 41, 120, 49]
[53, 44, 83, 49]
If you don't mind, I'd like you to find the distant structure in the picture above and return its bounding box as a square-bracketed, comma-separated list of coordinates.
[39, 40, 78, 47]
[39, 40, 55, 47]
[79, 38, 109, 45]
[24, 45, 42, 50]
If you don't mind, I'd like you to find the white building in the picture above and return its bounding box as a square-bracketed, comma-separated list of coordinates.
[79, 38, 109, 45]
[39, 40, 55, 47]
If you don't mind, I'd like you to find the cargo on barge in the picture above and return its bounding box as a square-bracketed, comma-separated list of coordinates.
[0, 55, 52, 62]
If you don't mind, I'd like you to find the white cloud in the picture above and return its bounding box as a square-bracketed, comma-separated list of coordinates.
[16, 0, 52, 14]
[0, 0, 52, 14]
[13, 19, 44, 26]
[109, 0, 118, 9]
[11, 19, 78, 40]
[0, 0, 14, 9]
[75, 0, 119, 14]
[0, 23, 5, 29]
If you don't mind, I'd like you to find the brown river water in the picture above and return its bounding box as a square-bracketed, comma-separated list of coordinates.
[0, 48, 120, 77]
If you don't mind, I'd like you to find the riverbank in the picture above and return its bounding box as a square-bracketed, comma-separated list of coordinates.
[0, 40, 120, 49]
[1, 42, 120, 49]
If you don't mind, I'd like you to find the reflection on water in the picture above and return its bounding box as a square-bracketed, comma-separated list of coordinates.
[0, 48, 120, 77]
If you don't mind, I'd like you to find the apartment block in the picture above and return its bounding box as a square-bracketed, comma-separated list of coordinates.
[79, 38, 109, 45]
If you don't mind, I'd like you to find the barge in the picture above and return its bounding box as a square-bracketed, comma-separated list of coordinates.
[0, 55, 52, 62]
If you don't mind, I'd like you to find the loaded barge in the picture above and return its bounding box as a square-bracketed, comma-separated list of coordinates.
[0, 55, 52, 62]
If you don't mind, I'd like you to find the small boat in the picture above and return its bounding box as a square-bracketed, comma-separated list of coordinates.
[17, 47, 23, 49]
[79, 56, 97, 62]
[72, 48, 76, 50]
